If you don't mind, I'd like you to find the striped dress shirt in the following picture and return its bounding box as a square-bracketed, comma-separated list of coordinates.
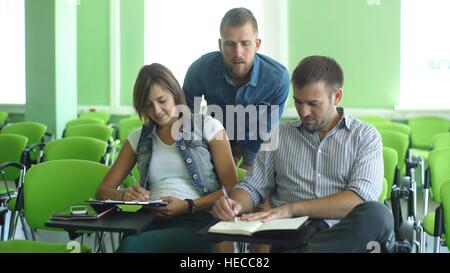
[235, 108, 383, 227]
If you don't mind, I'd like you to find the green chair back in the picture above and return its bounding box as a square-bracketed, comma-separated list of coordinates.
[1, 122, 47, 146]
[359, 116, 390, 125]
[379, 130, 409, 175]
[378, 178, 388, 203]
[23, 159, 110, 230]
[0, 134, 28, 180]
[65, 124, 113, 143]
[383, 147, 398, 199]
[118, 117, 143, 144]
[374, 122, 411, 136]
[0, 239, 90, 253]
[409, 117, 450, 149]
[432, 132, 450, 149]
[0, 111, 8, 125]
[428, 147, 450, 203]
[236, 167, 247, 181]
[440, 180, 450, 250]
[44, 137, 108, 163]
[79, 111, 111, 124]
[66, 117, 105, 128]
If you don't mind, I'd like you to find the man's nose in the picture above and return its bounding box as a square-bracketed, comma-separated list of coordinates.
[299, 105, 311, 117]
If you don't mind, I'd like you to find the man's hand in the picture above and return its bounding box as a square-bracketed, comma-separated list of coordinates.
[212, 196, 242, 221]
[240, 204, 294, 223]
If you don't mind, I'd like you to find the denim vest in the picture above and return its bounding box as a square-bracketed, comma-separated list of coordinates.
[136, 114, 220, 196]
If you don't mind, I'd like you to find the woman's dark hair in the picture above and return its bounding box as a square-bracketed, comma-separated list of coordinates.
[133, 63, 186, 123]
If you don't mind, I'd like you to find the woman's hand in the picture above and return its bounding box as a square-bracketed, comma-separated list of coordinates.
[122, 184, 150, 201]
[151, 196, 189, 219]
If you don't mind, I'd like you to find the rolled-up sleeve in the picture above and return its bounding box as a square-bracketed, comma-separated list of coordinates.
[347, 127, 384, 201]
[234, 139, 277, 208]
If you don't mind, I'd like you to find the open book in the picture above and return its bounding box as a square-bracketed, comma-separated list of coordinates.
[208, 216, 308, 236]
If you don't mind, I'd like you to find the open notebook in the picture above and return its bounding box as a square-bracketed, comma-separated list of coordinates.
[208, 216, 309, 236]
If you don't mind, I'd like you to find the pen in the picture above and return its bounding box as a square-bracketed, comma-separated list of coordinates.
[129, 172, 150, 200]
[221, 186, 237, 223]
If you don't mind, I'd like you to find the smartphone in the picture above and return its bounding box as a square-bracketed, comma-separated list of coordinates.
[70, 205, 88, 215]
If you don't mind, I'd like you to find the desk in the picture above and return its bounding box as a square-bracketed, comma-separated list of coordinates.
[198, 220, 315, 248]
[46, 207, 155, 240]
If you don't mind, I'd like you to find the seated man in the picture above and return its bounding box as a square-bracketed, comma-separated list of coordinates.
[212, 55, 394, 253]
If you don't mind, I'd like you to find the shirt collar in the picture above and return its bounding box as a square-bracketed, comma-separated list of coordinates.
[290, 107, 353, 131]
[216, 53, 260, 88]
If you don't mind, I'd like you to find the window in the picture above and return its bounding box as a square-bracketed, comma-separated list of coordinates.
[0, 0, 25, 105]
[144, 0, 287, 84]
[400, 0, 450, 109]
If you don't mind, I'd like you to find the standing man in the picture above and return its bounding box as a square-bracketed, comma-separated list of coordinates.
[183, 7, 290, 170]
[212, 56, 394, 253]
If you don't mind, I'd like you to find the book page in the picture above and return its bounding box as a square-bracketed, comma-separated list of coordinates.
[255, 216, 309, 233]
[208, 219, 264, 236]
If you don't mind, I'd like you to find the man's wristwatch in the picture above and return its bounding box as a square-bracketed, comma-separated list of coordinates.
[185, 199, 197, 214]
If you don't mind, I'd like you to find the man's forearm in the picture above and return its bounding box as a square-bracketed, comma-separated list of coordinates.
[230, 189, 255, 214]
[289, 190, 364, 219]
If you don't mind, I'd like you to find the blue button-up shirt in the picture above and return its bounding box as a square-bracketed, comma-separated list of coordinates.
[183, 51, 290, 164]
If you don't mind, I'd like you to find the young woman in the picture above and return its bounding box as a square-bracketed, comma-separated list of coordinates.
[96, 63, 238, 252]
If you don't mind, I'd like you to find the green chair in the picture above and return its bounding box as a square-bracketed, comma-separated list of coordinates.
[436, 180, 450, 251]
[409, 117, 450, 162]
[236, 167, 247, 181]
[432, 132, 450, 149]
[383, 147, 399, 199]
[44, 137, 109, 164]
[0, 122, 47, 146]
[63, 118, 105, 137]
[0, 239, 90, 253]
[359, 116, 390, 125]
[64, 124, 114, 143]
[0, 135, 28, 233]
[0, 111, 9, 127]
[10, 160, 109, 239]
[0, 122, 49, 166]
[79, 111, 111, 124]
[118, 117, 142, 144]
[378, 178, 388, 203]
[66, 117, 105, 128]
[374, 122, 411, 136]
[379, 130, 409, 176]
[0, 134, 28, 183]
[422, 147, 450, 232]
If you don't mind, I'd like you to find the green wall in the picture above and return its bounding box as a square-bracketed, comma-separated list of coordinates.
[288, 0, 400, 108]
[120, 0, 144, 106]
[77, 0, 110, 105]
[25, 1, 56, 124]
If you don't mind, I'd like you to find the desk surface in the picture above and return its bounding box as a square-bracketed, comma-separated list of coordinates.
[46, 207, 155, 234]
[198, 220, 314, 247]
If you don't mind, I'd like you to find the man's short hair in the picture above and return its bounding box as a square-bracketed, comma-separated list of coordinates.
[220, 7, 258, 37]
[291, 56, 344, 92]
